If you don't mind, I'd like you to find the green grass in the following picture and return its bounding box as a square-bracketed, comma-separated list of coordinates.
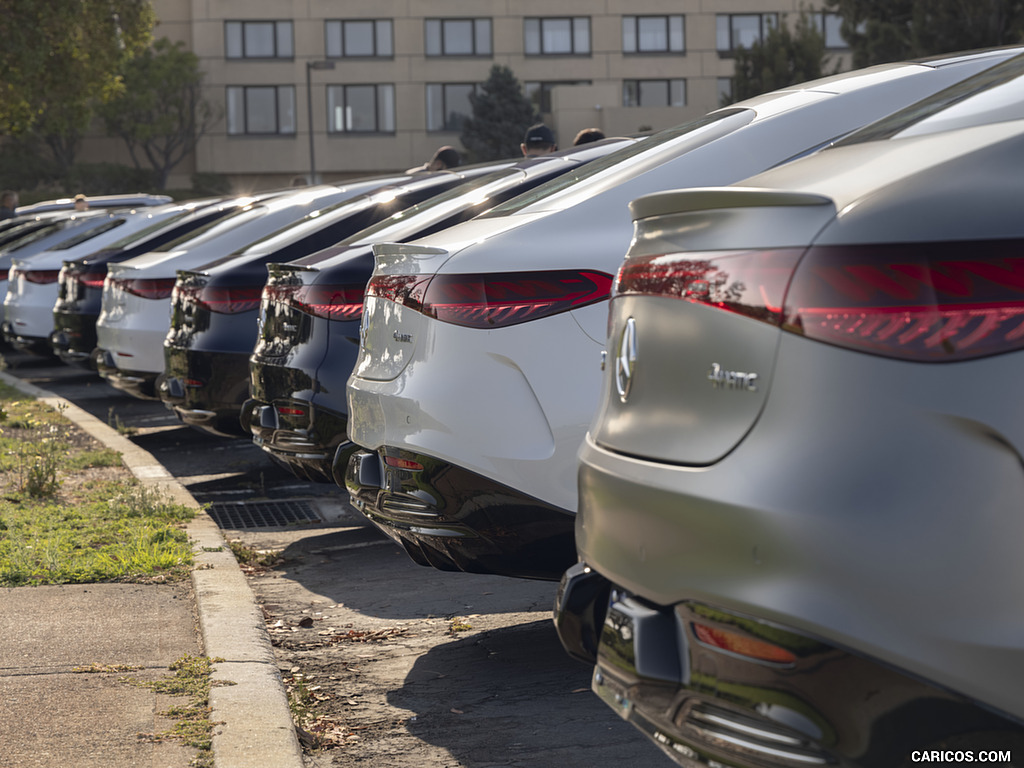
[0, 383, 197, 586]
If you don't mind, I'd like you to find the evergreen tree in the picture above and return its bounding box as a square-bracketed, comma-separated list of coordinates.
[730, 12, 836, 103]
[827, 0, 1024, 68]
[461, 65, 538, 162]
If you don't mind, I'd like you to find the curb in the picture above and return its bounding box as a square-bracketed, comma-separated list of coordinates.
[0, 370, 305, 768]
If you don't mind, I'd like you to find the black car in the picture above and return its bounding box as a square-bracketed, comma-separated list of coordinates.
[160, 166, 509, 437]
[242, 140, 634, 481]
[51, 197, 243, 366]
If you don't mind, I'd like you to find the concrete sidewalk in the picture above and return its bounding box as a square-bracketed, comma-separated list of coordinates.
[0, 371, 305, 768]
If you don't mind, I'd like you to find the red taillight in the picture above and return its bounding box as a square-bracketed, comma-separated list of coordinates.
[76, 271, 107, 289]
[383, 456, 423, 471]
[615, 249, 804, 326]
[784, 240, 1024, 361]
[19, 269, 61, 284]
[365, 274, 430, 311]
[692, 623, 797, 665]
[197, 285, 262, 314]
[116, 277, 176, 299]
[291, 283, 365, 321]
[419, 270, 614, 329]
[277, 406, 305, 416]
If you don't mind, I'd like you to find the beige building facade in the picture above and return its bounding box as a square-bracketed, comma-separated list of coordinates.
[114, 0, 850, 190]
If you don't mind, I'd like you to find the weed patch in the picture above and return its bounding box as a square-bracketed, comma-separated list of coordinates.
[124, 654, 231, 767]
[0, 389, 195, 586]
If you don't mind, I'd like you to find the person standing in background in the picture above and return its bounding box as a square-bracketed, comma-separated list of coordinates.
[407, 146, 462, 174]
[573, 128, 605, 145]
[521, 124, 557, 157]
[0, 190, 19, 219]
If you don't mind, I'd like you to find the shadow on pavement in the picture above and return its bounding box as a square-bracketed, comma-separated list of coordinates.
[390, 618, 671, 768]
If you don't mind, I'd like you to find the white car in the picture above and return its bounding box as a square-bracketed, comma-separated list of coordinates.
[0, 211, 110, 325]
[345, 47, 1024, 581]
[93, 181, 396, 399]
[3, 206, 183, 354]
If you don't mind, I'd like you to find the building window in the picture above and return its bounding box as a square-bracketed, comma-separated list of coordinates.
[524, 17, 591, 55]
[623, 79, 686, 107]
[225, 21, 294, 59]
[715, 14, 778, 53]
[812, 12, 847, 48]
[226, 86, 296, 135]
[525, 81, 592, 113]
[327, 84, 395, 133]
[325, 20, 393, 58]
[425, 18, 492, 56]
[426, 83, 478, 132]
[622, 16, 685, 54]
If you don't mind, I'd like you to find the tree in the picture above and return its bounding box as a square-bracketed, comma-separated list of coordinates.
[826, 0, 1024, 68]
[461, 65, 539, 162]
[98, 38, 217, 189]
[0, 0, 155, 165]
[730, 11, 836, 103]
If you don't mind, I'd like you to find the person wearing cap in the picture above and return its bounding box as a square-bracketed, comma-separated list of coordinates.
[521, 123, 557, 157]
[407, 145, 462, 174]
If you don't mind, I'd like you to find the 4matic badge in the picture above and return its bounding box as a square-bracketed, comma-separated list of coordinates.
[707, 363, 759, 392]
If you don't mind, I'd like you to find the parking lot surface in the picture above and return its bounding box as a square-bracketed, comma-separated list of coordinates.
[2, 350, 665, 767]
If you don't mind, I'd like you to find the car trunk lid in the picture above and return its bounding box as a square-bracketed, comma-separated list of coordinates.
[591, 188, 836, 465]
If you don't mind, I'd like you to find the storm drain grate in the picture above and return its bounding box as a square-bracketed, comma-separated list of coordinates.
[207, 499, 321, 529]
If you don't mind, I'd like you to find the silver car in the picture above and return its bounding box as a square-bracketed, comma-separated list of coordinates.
[345, 46, 1024, 582]
[556, 54, 1024, 766]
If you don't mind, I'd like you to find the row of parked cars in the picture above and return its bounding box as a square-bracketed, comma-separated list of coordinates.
[3, 45, 1024, 767]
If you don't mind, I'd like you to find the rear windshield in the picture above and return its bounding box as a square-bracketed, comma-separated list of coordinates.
[50, 218, 126, 250]
[336, 169, 524, 247]
[834, 53, 1024, 145]
[481, 109, 749, 217]
[105, 208, 198, 250]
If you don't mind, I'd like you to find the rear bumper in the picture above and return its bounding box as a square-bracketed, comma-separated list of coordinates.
[2, 321, 53, 356]
[51, 309, 99, 367]
[343, 447, 576, 581]
[241, 396, 348, 483]
[95, 347, 159, 399]
[161, 345, 249, 437]
[554, 564, 1024, 768]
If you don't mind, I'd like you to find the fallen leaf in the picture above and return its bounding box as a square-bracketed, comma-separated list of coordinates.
[450, 708, 464, 714]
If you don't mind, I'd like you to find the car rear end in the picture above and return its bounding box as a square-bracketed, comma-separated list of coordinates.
[345, 225, 614, 580]
[162, 267, 265, 434]
[560, 97, 1024, 766]
[4, 259, 64, 353]
[52, 255, 111, 364]
[244, 255, 367, 479]
[95, 263, 178, 397]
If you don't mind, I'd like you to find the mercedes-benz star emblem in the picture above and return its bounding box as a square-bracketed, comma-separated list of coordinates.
[615, 317, 637, 403]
